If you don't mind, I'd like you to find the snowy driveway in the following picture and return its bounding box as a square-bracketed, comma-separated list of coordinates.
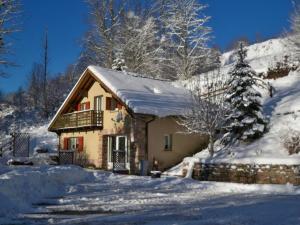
[13, 171, 300, 225]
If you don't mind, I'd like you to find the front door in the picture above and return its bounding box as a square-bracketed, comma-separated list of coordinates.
[107, 135, 129, 171]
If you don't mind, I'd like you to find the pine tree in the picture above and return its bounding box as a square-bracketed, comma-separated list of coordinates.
[112, 52, 127, 71]
[223, 43, 267, 143]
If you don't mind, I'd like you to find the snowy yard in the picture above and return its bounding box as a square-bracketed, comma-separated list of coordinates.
[1, 166, 300, 225]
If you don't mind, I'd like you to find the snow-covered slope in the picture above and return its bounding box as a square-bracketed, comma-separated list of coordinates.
[221, 38, 291, 74]
[0, 103, 58, 163]
[166, 38, 300, 176]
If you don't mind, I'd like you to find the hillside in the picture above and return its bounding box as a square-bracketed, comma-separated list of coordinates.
[0, 104, 57, 156]
[166, 37, 300, 176]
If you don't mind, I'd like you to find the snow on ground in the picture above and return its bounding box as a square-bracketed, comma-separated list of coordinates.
[0, 165, 94, 225]
[186, 70, 300, 166]
[221, 38, 291, 74]
[1, 168, 300, 225]
[25, 124, 58, 154]
[166, 38, 300, 176]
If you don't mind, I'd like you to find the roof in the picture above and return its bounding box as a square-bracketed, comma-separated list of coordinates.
[48, 66, 192, 130]
[88, 65, 191, 117]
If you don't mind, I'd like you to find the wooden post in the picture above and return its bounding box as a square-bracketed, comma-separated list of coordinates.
[76, 113, 78, 127]
[27, 135, 30, 157]
[12, 133, 15, 157]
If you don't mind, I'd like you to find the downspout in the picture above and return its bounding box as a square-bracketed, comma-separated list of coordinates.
[145, 116, 156, 161]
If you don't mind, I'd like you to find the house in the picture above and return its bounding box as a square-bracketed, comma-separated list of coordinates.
[48, 66, 208, 174]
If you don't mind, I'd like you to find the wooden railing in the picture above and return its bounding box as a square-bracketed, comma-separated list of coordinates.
[51, 110, 103, 130]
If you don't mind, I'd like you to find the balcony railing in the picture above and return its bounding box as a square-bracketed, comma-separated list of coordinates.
[51, 110, 103, 131]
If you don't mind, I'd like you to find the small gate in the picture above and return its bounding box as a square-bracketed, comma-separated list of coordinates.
[112, 149, 126, 171]
[12, 133, 30, 157]
[58, 150, 75, 165]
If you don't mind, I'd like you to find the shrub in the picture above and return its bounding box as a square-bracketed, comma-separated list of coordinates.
[282, 129, 300, 155]
[75, 151, 89, 167]
[265, 55, 297, 80]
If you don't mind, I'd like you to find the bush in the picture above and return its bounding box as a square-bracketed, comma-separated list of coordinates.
[265, 55, 298, 80]
[75, 151, 89, 167]
[282, 129, 300, 155]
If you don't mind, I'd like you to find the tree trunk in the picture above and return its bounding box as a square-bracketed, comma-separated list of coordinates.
[209, 134, 214, 157]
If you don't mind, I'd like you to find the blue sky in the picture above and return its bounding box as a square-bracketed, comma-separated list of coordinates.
[0, 0, 294, 93]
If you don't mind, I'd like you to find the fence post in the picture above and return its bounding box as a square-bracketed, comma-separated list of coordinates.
[12, 133, 15, 157]
[27, 135, 30, 157]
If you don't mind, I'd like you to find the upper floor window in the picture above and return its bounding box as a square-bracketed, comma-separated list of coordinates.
[106, 97, 122, 111]
[164, 134, 173, 151]
[76, 102, 90, 111]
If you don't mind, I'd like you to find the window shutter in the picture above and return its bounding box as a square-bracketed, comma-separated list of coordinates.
[78, 136, 84, 152]
[106, 97, 112, 110]
[170, 134, 173, 150]
[117, 102, 122, 110]
[63, 138, 68, 150]
[76, 103, 81, 111]
[86, 101, 90, 110]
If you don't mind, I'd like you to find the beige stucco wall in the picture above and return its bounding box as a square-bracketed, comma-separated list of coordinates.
[60, 130, 101, 167]
[56, 73, 207, 173]
[148, 117, 208, 171]
[59, 78, 129, 169]
[80, 80, 128, 133]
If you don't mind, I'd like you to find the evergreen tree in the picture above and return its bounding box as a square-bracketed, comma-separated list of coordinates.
[112, 52, 127, 71]
[223, 43, 267, 143]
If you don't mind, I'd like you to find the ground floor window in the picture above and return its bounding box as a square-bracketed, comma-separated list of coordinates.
[63, 136, 84, 152]
[164, 134, 173, 151]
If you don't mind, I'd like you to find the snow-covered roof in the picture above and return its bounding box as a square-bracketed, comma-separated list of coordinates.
[88, 65, 191, 117]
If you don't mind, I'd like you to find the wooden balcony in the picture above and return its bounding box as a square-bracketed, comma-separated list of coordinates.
[51, 110, 103, 131]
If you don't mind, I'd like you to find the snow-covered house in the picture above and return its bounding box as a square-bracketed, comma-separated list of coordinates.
[48, 66, 207, 174]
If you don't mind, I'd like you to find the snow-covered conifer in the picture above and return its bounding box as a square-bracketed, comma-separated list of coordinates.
[112, 53, 127, 71]
[223, 43, 267, 144]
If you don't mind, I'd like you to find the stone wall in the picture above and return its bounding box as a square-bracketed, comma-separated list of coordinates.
[131, 115, 151, 174]
[188, 162, 300, 185]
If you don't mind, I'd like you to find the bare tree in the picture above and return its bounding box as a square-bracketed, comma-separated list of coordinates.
[27, 63, 43, 108]
[0, 0, 20, 77]
[121, 15, 161, 77]
[80, 0, 126, 69]
[41, 29, 49, 118]
[160, 0, 211, 80]
[180, 64, 227, 157]
[287, 1, 300, 62]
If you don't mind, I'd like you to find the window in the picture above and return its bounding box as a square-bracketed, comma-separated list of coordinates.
[164, 134, 172, 151]
[77, 102, 90, 111]
[94, 96, 102, 111]
[63, 137, 84, 152]
[69, 137, 78, 150]
[106, 97, 122, 111]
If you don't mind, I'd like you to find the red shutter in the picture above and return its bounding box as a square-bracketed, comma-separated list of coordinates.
[63, 138, 68, 150]
[78, 136, 84, 152]
[86, 101, 90, 110]
[106, 97, 111, 110]
[76, 103, 81, 111]
[117, 102, 122, 110]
